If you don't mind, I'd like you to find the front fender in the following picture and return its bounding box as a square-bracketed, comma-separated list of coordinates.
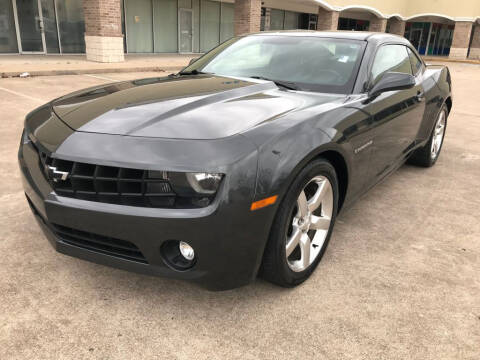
[255, 123, 333, 199]
[246, 105, 373, 209]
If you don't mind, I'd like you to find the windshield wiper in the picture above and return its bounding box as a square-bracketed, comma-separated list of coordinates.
[248, 76, 299, 90]
[178, 69, 209, 76]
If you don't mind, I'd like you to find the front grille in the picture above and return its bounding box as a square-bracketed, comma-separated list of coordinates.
[26, 195, 147, 264]
[38, 151, 176, 208]
[52, 223, 147, 263]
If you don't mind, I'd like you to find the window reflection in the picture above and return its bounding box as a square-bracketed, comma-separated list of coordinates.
[0, 0, 19, 53]
[56, 0, 85, 53]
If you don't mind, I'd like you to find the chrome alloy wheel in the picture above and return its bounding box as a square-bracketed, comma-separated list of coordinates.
[286, 175, 334, 272]
[431, 109, 446, 159]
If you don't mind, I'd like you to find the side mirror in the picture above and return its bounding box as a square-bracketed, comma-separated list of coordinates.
[368, 72, 415, 98]
[188, 57, 199, 66]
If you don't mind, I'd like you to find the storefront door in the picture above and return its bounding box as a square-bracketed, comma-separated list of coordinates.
[13, 0, 46, 53]
[409, 28, 423, 53]
[178, 8, 193, 53]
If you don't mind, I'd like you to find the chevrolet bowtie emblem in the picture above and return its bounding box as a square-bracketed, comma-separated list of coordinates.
[46, 165, 69, 182]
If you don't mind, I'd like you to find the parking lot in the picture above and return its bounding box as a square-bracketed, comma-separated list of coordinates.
[0, 63, 479, 359]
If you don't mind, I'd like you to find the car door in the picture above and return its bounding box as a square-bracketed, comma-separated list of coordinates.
[360, 44, 426, 183]
[407, 47, 439, 142]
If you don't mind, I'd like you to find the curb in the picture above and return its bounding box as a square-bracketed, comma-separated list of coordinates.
[422, 57, 480, 65]
[1, 65, 183, 78]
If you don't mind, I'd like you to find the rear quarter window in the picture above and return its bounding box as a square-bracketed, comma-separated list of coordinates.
[407, 47, 424, 75]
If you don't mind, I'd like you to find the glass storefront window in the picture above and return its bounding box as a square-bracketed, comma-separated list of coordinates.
[121, 0, 234, 54]
[200, 0, 220, 52]
[406, 21, 453, 56]
[338, 18, 369, 31]
[153, 0, 177, 52]
[0, 0, 19, 53]
[269, 9, 306, 31]
[56, 0, 85, 53]
[220, 2, 234, 43]
[283, 11, 298, 30]
[429, 23, 453, 56]
[270, 9, 284, 30]
[125, 0, 153, 53]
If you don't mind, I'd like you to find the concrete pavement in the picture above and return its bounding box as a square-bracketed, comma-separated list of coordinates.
[0, 64, 479, 359]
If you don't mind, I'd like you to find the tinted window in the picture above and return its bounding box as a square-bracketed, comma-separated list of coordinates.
[371, 45, 412, 85]
[183, 35, 366, 94]
[407, 47, 423, 75]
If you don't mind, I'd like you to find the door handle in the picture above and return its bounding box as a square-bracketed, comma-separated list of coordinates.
[37, 18, 44, 31]
[416, 90, 425, 102]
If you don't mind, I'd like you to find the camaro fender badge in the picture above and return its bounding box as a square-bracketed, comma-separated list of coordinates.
[46, 165, 69, 182]
[354, 140, 373, 154]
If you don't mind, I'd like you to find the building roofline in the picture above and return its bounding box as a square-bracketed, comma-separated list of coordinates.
[313, 0, 480, 22]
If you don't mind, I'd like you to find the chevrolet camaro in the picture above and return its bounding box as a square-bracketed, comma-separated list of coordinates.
[19, 31, 452, 290]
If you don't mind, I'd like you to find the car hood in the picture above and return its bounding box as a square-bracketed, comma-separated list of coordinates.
[52, 74, 345, 140]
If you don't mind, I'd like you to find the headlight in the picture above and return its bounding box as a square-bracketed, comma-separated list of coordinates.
[148, 171, 224, 207]
[185, 173, 223, 194]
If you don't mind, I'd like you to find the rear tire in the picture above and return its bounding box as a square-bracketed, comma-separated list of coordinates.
[408, 104, 448, 167]
[260, 158, 339, 287]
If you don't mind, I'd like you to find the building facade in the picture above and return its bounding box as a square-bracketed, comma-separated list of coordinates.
[1, 0, 479, 61]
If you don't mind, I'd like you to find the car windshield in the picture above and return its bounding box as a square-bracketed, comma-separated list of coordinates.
[181, 35, 366, 94]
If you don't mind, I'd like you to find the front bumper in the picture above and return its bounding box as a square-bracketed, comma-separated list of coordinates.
[19, 137, 277, 290]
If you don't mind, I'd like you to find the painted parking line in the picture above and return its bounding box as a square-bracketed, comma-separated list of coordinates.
[0, 86, 44, 103]
[83, 74, 118, 82]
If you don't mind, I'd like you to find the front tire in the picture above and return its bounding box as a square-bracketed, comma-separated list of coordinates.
[408, 104, 448, 167]
[260, 158, 339, 287]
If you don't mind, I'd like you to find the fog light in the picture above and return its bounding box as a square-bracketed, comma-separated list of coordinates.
[179, 241, 195, 260]
[160, 240, 196, 271]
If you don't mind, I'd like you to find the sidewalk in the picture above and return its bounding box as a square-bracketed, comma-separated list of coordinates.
[0, 54, 198, 77]
[1, 53, 477, 78]
[423, 56, 480, 65]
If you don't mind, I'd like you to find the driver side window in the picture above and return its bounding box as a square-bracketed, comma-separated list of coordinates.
[370, 45, 412, 86]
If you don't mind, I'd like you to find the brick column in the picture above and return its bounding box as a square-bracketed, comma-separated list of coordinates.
[370, 18, 387, 32]
[317, 8, 339, 31]
[468, 25, 480, 59]
[450, 21, 473, 59]
[234, 0, 261, 35]
[83, 0, 124, 63]
[387, 18, 406, 36]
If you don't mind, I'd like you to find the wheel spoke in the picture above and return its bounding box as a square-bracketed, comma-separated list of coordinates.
[431, 110, 446, 158]
[310, 215, 331, 231]
[308, 180, 328, 212]
[300, 233, 311, 269]
[297, 190, 308, 218]
[286, 227, 301, 257]
[286, 175, 334, 273]
[436, 124, 444, 135]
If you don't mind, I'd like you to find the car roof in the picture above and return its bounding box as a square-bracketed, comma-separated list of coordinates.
[249, 30, 409, 44]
